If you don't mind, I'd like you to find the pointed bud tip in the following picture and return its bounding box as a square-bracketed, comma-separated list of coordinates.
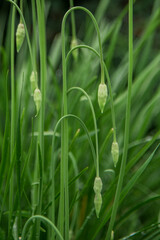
[94, 193, 102, 218]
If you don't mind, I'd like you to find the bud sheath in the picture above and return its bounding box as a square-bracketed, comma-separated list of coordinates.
[30, 71, 38, 94]
[98, 83, 108, 113]
[33, 88, 42, 116]
[93, 177, 103, 218]
[93, 177, 103, 194]
[94, 193, 102, 218]
[111, 141, 119, 167]
[16, 23, 25, 53]
[70, 38, 78, 60]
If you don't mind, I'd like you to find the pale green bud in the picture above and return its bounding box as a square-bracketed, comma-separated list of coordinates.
[94, 193, 102, 218]
[16, 23, 25, 53]
[70, 38, 78, 60]
[98, 83, 108, 113]
[93, 177, 103, 194]
[111, 141, 119, 167]
[30, 71, 38, 94]
[33, 88, 42, 116]
[111, 231, 114, 240]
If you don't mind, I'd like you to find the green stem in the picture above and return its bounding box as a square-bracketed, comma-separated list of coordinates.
[70, 0, 76, 39]
[67, 87, 99, 176]
[52, 114, 96, 173]
[66, 44, 117, 141]
[106, 1, 133, 239]
[21, 215, 64, 240]
[31, 0, 37, 70]
[20, 0, 23, 23]
[36, 0, 46, 156]
[20, 0, 23, 13]
[62, 6, 104, 90]
[103, 65, 117, 142]
[68, 152, 79, 232]
[51, 114, 96, 238]
[7, 0, 35, 71]
[8, 0, 17, 238]
[61, 7, 104, 239]
[34, 0, 47, 239]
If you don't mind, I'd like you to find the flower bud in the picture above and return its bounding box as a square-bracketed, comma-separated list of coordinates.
[111, 231, 114, 240]
[30, 71, 38, 94]
[16, 23, 25, 53]
[94, 193, 102, 218]
[93, 177, 103, 194]
[70, 38, 78, 60]
[111, 141, 119, 167]
[98, 83, 108, 113]
[33, 88, 42, 116]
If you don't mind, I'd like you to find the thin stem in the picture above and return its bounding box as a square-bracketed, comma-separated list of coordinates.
[8, 0, 17, 238]
[20, 0, 23, 13]
[67, 87, 99, 176]
[34, 0, 47, 239]
[20, 0, 23, 23]
[31, 0, 37, 70]
[62, 6, 104, 87]
[66, 44, 117, 141]
[21, 215, 64, 240]
[103, 65, 117, 142]
[70, 0, 76, 39]
[61, 16, 67, 237]
[7, 0, 35, 71]
[61, 7, 104, 239]
[51, 114, 96, 173]
[106, 1, 133, 239]
[51, 114, 96, 238]
[36, 0, 47, 157]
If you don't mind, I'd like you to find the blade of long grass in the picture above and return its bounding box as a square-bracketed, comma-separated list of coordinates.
[116, 195, 160, 229]
[106, 1, 133, 239]
[9, 0, 17, 237]
[16, 78, 24, 237]
[0, 72, 10, 194]
[119, 144, 160, 206]
[90, 130, 160, 239]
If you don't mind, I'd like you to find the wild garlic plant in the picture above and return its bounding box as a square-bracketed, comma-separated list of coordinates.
[7, 0, 45, 239]
[59, 4, 118, 240]
[5, 0, 119, 239]
[3, 0, 157, 239]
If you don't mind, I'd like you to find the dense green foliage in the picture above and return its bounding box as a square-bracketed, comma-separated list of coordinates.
[0, 0, 160, 239]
